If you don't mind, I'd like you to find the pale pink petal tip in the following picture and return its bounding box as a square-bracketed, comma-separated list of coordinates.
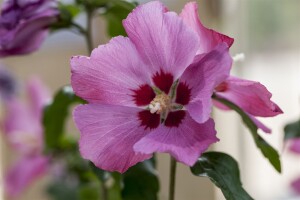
[180, 1, 234, 53]
[215, 76, 283, 118]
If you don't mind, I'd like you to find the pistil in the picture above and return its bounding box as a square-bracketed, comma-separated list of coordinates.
[149, 93, 171, 114]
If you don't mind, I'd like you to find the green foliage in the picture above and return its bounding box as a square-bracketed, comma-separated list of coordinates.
[43, 86, 84, 151]
[213, 96, 281, 173]
[191, 152, 253, 200]
[47, 180, 79, 200]
[51, 3, 81, 31]
[79, 183, 101, 200]
[109, 173, 122, 200]
[89, 158, 159, 200]
[284, 120, 300, 140]
[103, 1, 137, 37]
[47, 177, 101, 200]
[122, 158, 159, 200]
[76, 0, 111, 11]
[90, 162, 111, 183]
[76, 0, 108, 9]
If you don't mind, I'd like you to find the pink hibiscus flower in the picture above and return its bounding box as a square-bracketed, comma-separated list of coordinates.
[180, 2, 282, 133]
[292, 177, 300, 194]
[71, 1, 233, 173]
[289, 139, 300, 194]
[2, 78, 50, 197]
[289, 138, 300, 154]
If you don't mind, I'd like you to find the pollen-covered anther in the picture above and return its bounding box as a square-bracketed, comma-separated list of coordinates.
[149, 93, 171, 114]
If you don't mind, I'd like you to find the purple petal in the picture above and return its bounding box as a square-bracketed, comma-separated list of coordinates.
[180, 2, 234, 54]
[247, 113, 271, 133]
[0, 18, 50, 57]
[215, 76, 283, 117]
[134, 113, 218, 166]
[73, 104, 152, 173]
[71, 36, 151, 106]
[26, 77, 50, 120]
[289, 138, 300, 154]
[4, 98, 37, 134]
[178, 43, 232, 123]
[0, 0, 58, 57]
[291, 177, 300, 194]
[213, 100, 272, 133]
[5, 155, 48, 198]
[3, 97, 43, 155]
[123, 1, 199, 79]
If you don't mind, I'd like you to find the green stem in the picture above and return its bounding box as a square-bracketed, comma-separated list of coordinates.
[169, 157, 177, 200]
[85, 9, 94, 53]
[71, 22, 86, 35]
[101, 183, 108, 200]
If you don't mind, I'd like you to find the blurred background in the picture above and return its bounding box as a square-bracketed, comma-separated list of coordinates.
[0, 0, 300, 199]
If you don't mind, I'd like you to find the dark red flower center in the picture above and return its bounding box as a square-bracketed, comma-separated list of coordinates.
[134, 70, 191, 129]
[215, 82, 228, 92]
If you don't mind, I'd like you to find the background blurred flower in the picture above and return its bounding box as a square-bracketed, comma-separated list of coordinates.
[2, 77, 51, 197]
[0, 64, 17, 100]
[289, 138, 300, 154]
[0, 0, 58, 57]
[288, 138, 300, 194]
[291, 178, 300, 195]
[71, 1, 232, 173]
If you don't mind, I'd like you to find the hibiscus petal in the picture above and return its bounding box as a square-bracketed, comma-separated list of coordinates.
[26, 77, 50, 120]
[74, 104, 152, 173]
[213, 100, 272, 133]
[0, 9, 57, 57]
[123, 1, 199, 79]
[0, 30, 48, 57]
[215, 76, 283, 117]
[180, 2, 234, 54]
[133, 113, 218, 166]
[4, 98, 38, 135]
[71, 36, 151, 106]
[178, 43, 232, 123]
[291, 177, 300, 194]
[247, 113, 271, 133]
[289, 138, 300, 154]
[5, 156, 48, 198]
[3, 98, 43, 155]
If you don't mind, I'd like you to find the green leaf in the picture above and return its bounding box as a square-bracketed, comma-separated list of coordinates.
[284, 120, 300, 140]
[78, 183, 100, 200]
[213, 96, 281, 173]
[43, 86, 84, 151]
[51, 3, 82, 31]
[103, 1, 136, 37]
[90, 162, 111, 183]
[108, 173, 122, 200]
[122, 159, 159, 200]
[191, 152, 253, 200]
[76, 0, 108, 8]
[89, 162, 122, 200]
[47, 180, 79, 200]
